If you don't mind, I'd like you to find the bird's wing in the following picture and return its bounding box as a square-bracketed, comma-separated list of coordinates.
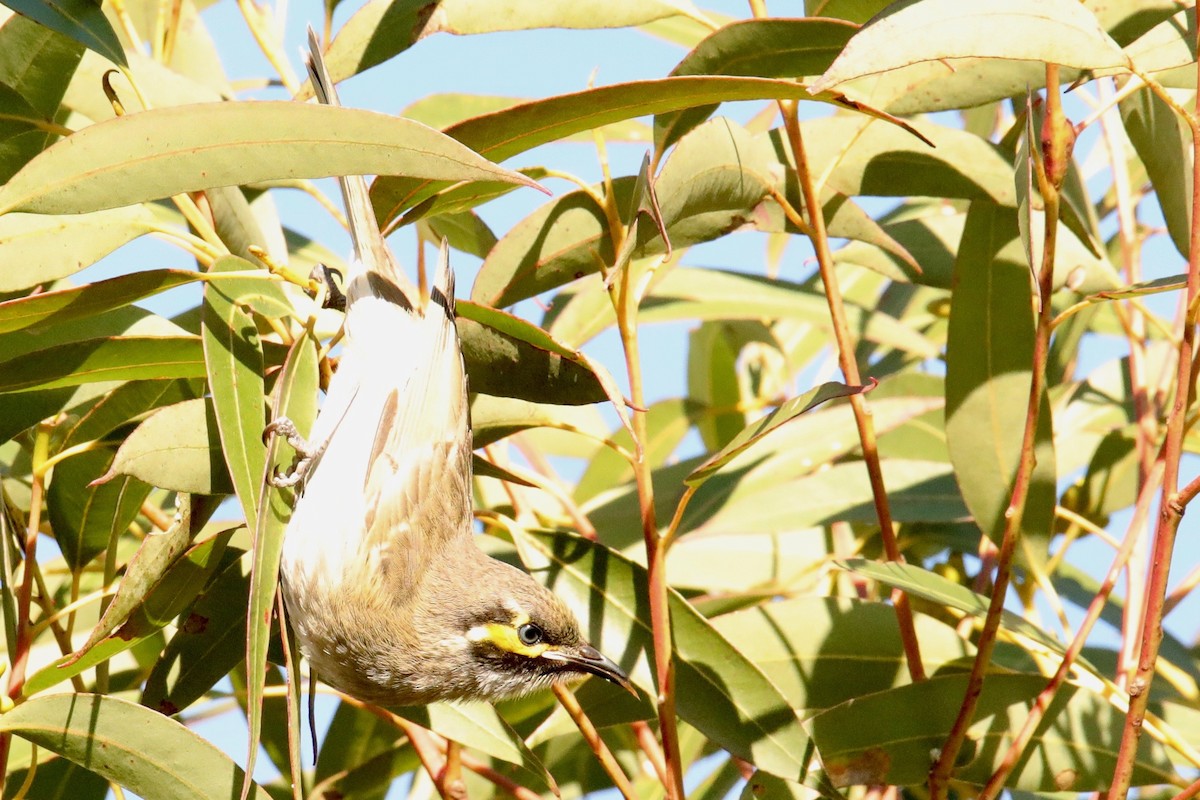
[357, 248, 475, 599]
[288, 32, 473, 601]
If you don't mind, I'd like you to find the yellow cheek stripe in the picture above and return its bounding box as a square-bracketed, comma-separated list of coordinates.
[466, 622, 548, 658]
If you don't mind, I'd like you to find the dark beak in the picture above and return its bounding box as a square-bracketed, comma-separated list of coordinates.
[545, 644, 637, 697]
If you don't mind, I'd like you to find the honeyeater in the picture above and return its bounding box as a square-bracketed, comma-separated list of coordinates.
[264, 28, 632, 706]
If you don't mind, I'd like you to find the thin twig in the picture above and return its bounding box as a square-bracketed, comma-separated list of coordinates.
[553, 683, 638, 800]
[778, 99, 926, 684]
[1105, 51, 1200, 800]
[928, 64, 1067, 799]
[978, 461, 1164, 798]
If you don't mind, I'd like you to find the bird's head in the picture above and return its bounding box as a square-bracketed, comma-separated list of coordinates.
[447, 568, 635, 702]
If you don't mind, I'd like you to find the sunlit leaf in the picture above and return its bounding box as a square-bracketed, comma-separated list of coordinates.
[0, 101, 541, 215]
[809, 673, 1173, 789]
[811, 0, 1127, 95]
[0, 694, 273, 799]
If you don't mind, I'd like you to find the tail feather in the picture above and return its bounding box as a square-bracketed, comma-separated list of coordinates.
[303, 27, 415, 306]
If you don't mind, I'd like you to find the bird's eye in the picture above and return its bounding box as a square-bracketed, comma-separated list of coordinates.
[517, 623, 544, 646]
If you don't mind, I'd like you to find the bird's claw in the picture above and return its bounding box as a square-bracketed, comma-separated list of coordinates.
[264, 416, 317, 488]
[310, 264, 346, 311]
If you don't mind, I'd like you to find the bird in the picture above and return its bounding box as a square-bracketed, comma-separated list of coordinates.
[262, 28, 633, 707]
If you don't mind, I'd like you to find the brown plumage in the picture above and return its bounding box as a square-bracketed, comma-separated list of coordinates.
[267, 28, 631, 707]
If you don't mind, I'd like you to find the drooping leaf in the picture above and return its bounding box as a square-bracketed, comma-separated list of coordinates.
[45, 447, 151, 570]
[0, 101, 541, 215]
[242, 331, 319, 798]
[808, 672, 1173, 789]
[945, 201, 1056, 565]
[511, 527, 812, 780]
[457, 301, 611, 406]
[201, 256, 268, 529]
[0, 693, 273, 799]
[326, 0, 706, 80]
[142, 551, 251, 715]
[0, 269, 197, 333]
[687, 321, 745, 453]
[686, 381, 868, 487]
[105, 397, 233, 494]
[810, 0, 1128, 95]
[0, 336, 205, 392]
[0, 0, 127, 67]
[60, 496, 198, 668]
[25, 525, 234, 696]
[1121, 86, 1193, 259]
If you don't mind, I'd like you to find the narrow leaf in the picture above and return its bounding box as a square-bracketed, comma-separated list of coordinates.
[0, 268, 197, 333]
[0, 335, 205, 392]
[512, 527, 811, 780]
[202, 256, 268, 528]
[0, 694, 273, 800]
[0, 101, 541, 215]
[811, 0, 1128, 94]
[808, 673, 1173, 789]
[105, 397, 234, 494]
[243, 332, 319, 799]
[1, 0, 127, 67]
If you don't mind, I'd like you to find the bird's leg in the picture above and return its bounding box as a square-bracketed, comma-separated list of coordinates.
[264, 417, 319, 488]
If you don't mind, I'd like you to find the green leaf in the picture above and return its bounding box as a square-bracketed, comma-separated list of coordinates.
[327, 0, 705, 79]
[808, 673, 1173, 789]
[654, 18, 857, 151]
[686, 381, 868, 487]
[0, 268, 197, 333]
[687, 322, 744, 452]
[470, 394, 602, 448]
[45, 448, 152, 570]
[639, 267, 939, 359]
[61, 379, 202, 449]
[1, 0, 126, 67]
[59, 496, 197, 668]
[0, 14, 86, 119]
[403, 93, 652, 143]
[243, 332, 319, 798]
[778, 117, 1014, 206]
[3, 753, 108, 800]
[370, 75, 907, 225]
[1121, 86, 1192, 259]
[457, 301, 609, 405]
[0, 336, 205, 392]
[142, 551, 251, 715]
[418, 210, 497, 260]
[512, 528, 812, 780]
[711, 598, 971, 713]
[201, 256, 268, 529]
[0, 101, 541, 215]
[25, 524, 233, 696]
[810, 0, 1128, 95]
[0, 694, 273, 799]
[945, 202, 1055, 564]
[837, 559, 1078, 666]
[392, 702, 557, 795]
[106, 398, 234, 494]
[313, 702, 405, 800]
[576, 397, 691, 503]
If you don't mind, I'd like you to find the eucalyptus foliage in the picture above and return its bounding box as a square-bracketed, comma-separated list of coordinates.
[0, 1, 1198, 799]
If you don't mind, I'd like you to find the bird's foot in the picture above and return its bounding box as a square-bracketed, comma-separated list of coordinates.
[310, 264, 346, 311]
[264, 416, 317, 488]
